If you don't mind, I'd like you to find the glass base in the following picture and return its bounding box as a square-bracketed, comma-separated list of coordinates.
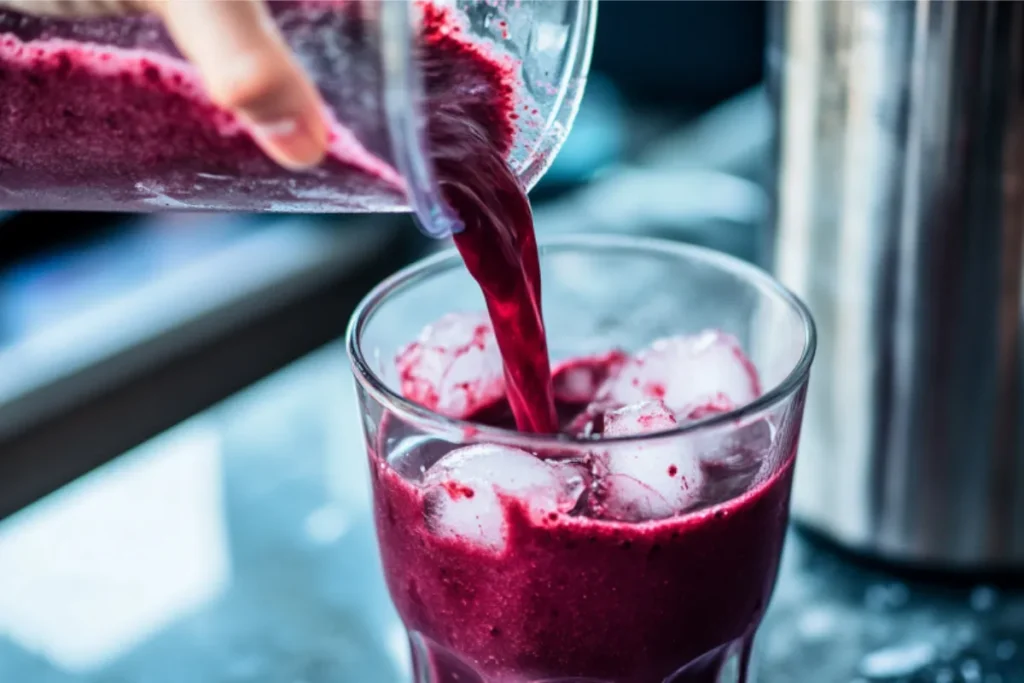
[408, 630, 757, 683]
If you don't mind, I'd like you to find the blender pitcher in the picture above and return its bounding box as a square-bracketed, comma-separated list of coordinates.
[0, 0, 596, 235]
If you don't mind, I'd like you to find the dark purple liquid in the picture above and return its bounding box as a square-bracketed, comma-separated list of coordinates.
[447, 177, 557, 435]
[419, 2, 559, 435]
[372, 390, 796, 683]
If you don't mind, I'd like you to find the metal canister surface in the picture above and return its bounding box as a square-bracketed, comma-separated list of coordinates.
[768, 0, 1024, 569]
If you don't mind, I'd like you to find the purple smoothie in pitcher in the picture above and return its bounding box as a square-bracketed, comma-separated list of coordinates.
[0, 1, 519, 212]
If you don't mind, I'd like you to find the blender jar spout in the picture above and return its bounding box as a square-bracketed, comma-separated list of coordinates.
[380, 0, 462, 239]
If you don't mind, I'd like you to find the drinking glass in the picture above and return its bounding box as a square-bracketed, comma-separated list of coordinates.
[347, 234, 816, 683]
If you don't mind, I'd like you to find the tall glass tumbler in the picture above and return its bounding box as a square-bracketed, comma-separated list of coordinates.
[347, 235, 816, 683]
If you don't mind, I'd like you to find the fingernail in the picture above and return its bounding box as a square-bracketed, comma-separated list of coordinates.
[251, 116, 326, 170]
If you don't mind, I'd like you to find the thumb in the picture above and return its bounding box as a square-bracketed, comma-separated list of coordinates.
[149, 0, 328, 170]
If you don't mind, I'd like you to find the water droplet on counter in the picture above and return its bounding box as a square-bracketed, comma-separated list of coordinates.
[304, 504, 351, 545]
[970, 586, 998, 612]
[226, 653, 267, 679]
[797, 607, 838, 640]
[940, 622, 979, 659]
[864, 582, 910, 611]
[961, 658, 982, 683]
[859, 641, 937, 679]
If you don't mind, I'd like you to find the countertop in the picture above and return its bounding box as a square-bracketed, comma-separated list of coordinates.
[0, 344, 1021, 683]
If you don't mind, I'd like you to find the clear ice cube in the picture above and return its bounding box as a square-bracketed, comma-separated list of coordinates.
[594, 331, 760, 418]
[551, 350, 628, 405]
[603, 399, 677, 436]
[395, 312, 505, 418]
[423, 444, 583, 552]
[596, 400, 704, 522]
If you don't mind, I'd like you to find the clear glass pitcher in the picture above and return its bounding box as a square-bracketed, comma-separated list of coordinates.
[0, 0, 596, 235]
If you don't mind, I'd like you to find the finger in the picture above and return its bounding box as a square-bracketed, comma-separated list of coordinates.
[149, 0, 327, 170]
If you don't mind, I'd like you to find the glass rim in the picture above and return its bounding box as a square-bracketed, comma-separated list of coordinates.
[345, 233, 817, 448]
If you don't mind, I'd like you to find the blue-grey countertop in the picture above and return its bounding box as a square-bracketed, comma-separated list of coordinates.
[0, 344, 1021, 683]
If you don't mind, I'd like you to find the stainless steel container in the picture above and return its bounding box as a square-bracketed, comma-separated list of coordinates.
[768, 0, 1024, 569]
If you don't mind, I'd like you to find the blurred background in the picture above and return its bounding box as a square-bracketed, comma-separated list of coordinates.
[1, 2, 1021, 683]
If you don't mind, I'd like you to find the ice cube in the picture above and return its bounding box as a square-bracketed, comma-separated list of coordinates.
[696, 415, 777, 463]
[596, 400, 704, 522]
[696, 418, 776, 504]
[396, 312, 505, 419]
[423, 444, 582, 552]
[595, 331, 760, 417]
[682, 393, 737, 421]
[603, 399, 677, 436]
[552, 350, 628, 405]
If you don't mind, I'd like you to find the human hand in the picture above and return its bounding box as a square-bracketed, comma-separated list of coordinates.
[1, 0, 328, 169]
